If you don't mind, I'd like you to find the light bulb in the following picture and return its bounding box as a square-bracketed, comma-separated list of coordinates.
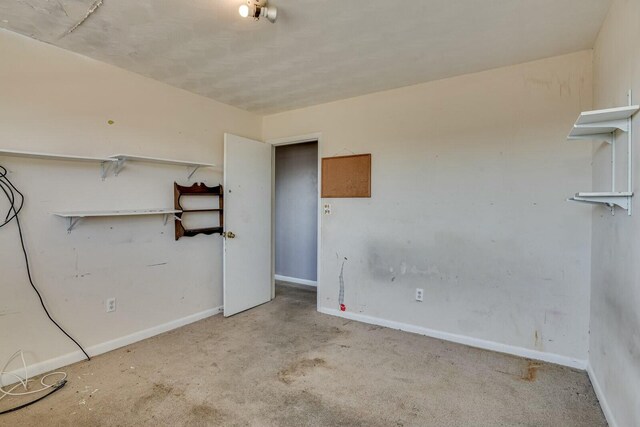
[238, 4, 250, 18]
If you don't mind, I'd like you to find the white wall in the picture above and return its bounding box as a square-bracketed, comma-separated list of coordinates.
[274, 142, 318, 283]
[590, 0, 640, 425]
[0, 29, 261, 374]
[263, 51, 594, 365]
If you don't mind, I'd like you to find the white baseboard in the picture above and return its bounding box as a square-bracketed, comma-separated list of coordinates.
[318, 307, 587, 370]
[2, 306, 223, 386]
[587, 363, 618, 427]
[275, 274, 317, 287]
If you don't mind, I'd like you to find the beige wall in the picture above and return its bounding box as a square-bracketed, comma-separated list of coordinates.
[264, 51, 594, 364]
[590, 0, 640, 425]
[0, 29, 261, 374]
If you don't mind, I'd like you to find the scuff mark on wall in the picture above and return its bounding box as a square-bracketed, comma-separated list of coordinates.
[534, 330, 544, 351]
[147, 262, 168, 267]
[62, 0, 104, 37]
[0, 310, 19, 317]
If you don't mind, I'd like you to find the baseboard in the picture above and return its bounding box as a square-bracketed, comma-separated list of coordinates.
[2, 306, 223, 386]
[587, 363, 618, 427]
[275, 274, 317, 287]
[318, 307, 587, 370]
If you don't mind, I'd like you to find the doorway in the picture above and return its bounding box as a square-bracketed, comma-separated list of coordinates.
[273, 140, 319, 298]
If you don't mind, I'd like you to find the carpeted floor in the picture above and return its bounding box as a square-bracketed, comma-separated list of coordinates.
[1, 282, 606, 426]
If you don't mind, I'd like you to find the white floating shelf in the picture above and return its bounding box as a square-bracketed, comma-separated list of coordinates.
[0, 149, 117, 179]
[52, 209, 182, 233]
[568, 105, 639, 141]
[109, 154, 217, 179]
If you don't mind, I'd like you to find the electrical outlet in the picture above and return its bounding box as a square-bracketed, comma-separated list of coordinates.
[323, 203, 332, 215]
[415, 288, 424, 302]
[106, 297, 116, 313]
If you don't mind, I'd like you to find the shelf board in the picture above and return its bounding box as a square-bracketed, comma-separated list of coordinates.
[109, 154, 217, 179]
[575, 105, 639, 125]
[568, 105, 639, 140]
[52, 208, 181, 218]
[574, 192, 633, 198]
[109, 154, 215, 168]
[52, 208, 183, 233]
[0, 149, 116, 163]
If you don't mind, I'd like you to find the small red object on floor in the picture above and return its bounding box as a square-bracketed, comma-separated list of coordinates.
[340, 304, 346, 311]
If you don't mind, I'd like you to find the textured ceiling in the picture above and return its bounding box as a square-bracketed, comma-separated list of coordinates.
[1, 0, 610, 114]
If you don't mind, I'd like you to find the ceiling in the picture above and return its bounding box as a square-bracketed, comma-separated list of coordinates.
[1, 0, 611, 114]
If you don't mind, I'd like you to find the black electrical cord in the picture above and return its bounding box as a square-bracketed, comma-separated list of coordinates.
[0, 164, 90, 361]
[0, 380, 67, 416]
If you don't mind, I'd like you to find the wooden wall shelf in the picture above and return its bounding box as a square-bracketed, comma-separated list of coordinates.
[174, 182, 224, 240]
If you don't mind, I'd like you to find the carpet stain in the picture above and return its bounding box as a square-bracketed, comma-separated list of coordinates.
[522, 361, 542, 382]
[188, 404, 226, 425]
[278, 358, 327, 384]
[133, 382, 175, 411]
[275, 389, 378, 427]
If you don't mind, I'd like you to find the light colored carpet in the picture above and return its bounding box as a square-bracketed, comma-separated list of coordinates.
[1, 282, 605, 426]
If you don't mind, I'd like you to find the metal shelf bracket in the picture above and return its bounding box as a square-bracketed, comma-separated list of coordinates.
[187, 165, 201, 180]
[67, 217, 82, 233]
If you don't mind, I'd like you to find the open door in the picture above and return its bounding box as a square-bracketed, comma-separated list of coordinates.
[223, 133, 273, 316]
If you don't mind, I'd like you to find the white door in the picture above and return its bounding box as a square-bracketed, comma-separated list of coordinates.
[223, 133, 273, 316]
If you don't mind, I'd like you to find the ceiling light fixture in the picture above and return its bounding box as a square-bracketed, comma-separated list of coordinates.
[238, 0, 277, 23]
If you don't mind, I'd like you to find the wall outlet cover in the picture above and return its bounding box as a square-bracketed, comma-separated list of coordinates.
[415, 288, 424, 302]
[323, 203, 331, 215]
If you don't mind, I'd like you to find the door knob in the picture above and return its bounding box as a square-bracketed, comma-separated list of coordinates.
[224, 231, 236, 239]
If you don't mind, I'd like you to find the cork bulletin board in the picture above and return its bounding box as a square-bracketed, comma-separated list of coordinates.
[321, 154, 371, 198]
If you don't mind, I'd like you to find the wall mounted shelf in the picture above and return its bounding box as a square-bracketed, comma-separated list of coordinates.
[568, 105, 639, 141]
[567, 91, 638, 215]
[109, 154, 216, 179]
[174, 182, 224, 240]
[0, 149, 117, 179]
[0, 149, 219, 180]
[568, 192, 633, 211]
[52, 208, 182, 233]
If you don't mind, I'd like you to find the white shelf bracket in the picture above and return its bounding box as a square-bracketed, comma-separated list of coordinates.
[113, 158, 127, 176]
[67, 217, 82, 233]
[163, 214, 182, 225]
[568, 134, 613, 144]
[187, 166, 201, 180]
[569, 194, 632, 215]
[100, 161, 112, 180]
[576, 120, 630, 133]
